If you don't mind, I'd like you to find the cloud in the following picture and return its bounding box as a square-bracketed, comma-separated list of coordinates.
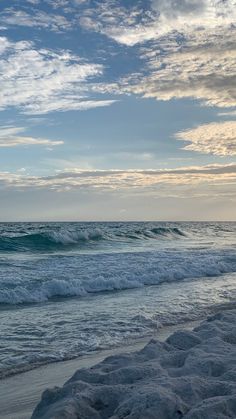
[27, 0, 40, 4]
[0, 37, 115, 114]
[0, 8, 72, 32]
[175, 121, 236, 156]
[43, 0, 89, 9]
[151, 0, 206, 17]
[0, 126, 63, 147]
[0, 37, 10, 54]
[218, 110, 236, 117]
[79, 3, 159, 47]
[136, 28, 236, 108]
[95, 26, 236, 108]
[0, 163, 235, 194]
[1, 1, 235, 110]
[80, 0, 236, 108]
[13, 0, 89, 12]
[80, 0, 236, 46]
[1, 1, 235, 113]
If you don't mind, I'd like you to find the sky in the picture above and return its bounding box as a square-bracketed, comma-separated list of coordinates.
[0, 0, 235, 221]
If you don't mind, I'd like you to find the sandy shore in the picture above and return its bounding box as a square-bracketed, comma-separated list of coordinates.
[0, 321, 199, 419]
[31, 311, 236, 419]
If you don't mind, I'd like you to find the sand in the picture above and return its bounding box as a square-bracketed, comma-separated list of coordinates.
[0, 322, 198, 419]
[31, 311, 236, 419]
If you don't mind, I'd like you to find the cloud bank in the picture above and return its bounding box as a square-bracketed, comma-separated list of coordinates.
[1, 164, 235, 196]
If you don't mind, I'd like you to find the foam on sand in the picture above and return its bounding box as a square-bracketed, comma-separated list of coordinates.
[32, 310, 236, 418]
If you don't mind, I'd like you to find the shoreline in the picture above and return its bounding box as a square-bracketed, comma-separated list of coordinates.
[32, 310, 236, 419]
[0, 320, 200, 419]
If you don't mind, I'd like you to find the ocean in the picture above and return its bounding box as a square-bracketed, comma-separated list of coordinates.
[0, 221, 236, 379]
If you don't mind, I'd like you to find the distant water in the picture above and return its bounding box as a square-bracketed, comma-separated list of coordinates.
[0, 221, 236, 378]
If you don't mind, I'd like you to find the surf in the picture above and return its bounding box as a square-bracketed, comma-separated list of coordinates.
[0, 225, 186, 252]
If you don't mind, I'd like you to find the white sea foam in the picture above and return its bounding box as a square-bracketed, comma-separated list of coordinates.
[0, 248, 235, 305]
[47, 228, 104, 245]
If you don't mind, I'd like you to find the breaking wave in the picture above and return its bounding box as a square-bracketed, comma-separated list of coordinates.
[1, 248, 235, 305]
[0, 226, 186, 252]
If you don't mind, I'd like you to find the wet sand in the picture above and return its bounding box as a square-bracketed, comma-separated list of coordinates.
[0, 321, 199, 419]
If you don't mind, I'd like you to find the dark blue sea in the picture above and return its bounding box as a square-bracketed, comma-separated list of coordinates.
[0, 221, 236, 378]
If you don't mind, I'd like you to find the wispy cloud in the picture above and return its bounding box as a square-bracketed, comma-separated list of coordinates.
[0, 37, 115, 114]
[0, 126, 63, 147]
[176, 121, 236, 156]
[26, 0, 41, 4]
[1, 164, 235, 195]
[218, 110, 236, 117]
[0, 8, 72, 32]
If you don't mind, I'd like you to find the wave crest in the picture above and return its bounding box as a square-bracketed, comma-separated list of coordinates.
[0, 226, 186, 252]
[1, 249, 235, 305]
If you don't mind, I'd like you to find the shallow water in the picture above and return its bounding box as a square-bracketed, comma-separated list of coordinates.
[0, 221, 236, 377]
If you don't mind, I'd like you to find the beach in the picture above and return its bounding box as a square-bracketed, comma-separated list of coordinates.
[0, 322, 199, 419]
[31, 309, 236, 418]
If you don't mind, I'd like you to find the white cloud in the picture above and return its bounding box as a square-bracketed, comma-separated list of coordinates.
[80, 0, 236, 46]
[45, 0, 89, 8]
[0, 37, 115, 114]
[0, 8, 72, 32]
[79, 3, 158, 47]
[0, 126, 63, 147]
[0, 37, 10, 54]
[218, 110, 236, 117]
[27, 0, 40, 4]
[176, 121, 236, 156]
[152, 0, 206, 17]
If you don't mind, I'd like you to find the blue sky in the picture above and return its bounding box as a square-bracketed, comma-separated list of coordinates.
[0, 0, 235, 220]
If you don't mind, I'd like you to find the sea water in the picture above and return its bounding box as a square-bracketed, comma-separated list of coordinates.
[0, 221, 236, 378]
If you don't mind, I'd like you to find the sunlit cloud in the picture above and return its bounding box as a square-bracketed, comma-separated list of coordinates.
[176, 121, 236, 156]
[0, 164, 235, 195]
[93, 26, 236, 108]
[80, 0, 236, 108]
